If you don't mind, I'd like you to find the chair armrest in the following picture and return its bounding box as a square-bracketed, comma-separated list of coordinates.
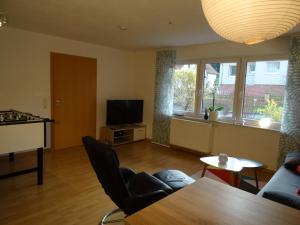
[119, 167, 136, 183]
[124, 190, 168, 215]
[128, 172, 173, 195]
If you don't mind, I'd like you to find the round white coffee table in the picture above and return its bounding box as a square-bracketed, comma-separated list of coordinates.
[200, 156, 243, 187]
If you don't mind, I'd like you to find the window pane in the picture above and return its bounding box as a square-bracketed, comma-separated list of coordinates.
[266, 61, 280, 73]
[173, 64, 197, 113]
[242, 60, 288, 123]
[249, 62, 256, 73]
[229, 65, 237, 76]
[202, 62, 237, 118]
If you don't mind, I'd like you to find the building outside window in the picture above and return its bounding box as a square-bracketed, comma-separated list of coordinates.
[202, 62, 237, 118]
[248, 62, 256, 73]
[172, 57, 288, 130]
[242, 60, 288, 124]
[266, 61, 280, 73]
[229, 65, 237, 76]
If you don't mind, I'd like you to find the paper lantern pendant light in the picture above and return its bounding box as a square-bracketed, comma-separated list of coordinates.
[201, 0, 300, 45]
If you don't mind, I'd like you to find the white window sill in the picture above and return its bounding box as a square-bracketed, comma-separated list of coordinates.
[172, 114, 280, 133]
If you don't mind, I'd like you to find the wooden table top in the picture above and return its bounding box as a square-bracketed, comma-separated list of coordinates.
[125, 178, 300, 225]
[200, 156, 243, 172]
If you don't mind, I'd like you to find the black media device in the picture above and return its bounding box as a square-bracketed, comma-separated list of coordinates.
[106, 100, 143, 126]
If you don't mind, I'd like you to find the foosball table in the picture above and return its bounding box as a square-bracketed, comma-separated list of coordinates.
[0, 110, 52, 185]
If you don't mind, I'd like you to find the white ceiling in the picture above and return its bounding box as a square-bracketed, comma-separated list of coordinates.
[1, 0, 300, 50]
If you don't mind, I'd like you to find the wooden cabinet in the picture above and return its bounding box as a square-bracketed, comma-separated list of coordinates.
[100, 125, 146, 145]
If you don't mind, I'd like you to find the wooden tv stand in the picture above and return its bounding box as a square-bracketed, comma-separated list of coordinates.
[100, 124, 146, 146]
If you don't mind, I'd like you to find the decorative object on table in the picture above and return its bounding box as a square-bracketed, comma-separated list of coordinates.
[201, 0, 300, 45]
[204, 108, 209, 120]
[208, 89, 223, 121]
[218, 153, 228, 165]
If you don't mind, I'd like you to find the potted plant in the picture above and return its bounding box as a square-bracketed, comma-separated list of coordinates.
[208, 91, 223, 121]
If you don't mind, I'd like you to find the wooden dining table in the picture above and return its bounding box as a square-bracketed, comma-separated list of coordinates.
[125, 177, 300, 225]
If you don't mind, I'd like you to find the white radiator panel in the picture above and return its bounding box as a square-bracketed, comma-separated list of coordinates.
[0, 123, 44, 154]
[170, 118, 212, 153]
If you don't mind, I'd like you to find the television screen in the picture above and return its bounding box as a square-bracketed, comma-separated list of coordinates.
[106, 100, 143, 125]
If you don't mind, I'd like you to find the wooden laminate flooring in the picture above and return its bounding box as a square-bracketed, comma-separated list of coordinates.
[0, 141, 202, 225]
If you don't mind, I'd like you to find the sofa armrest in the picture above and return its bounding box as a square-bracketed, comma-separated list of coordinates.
[263, 191, 300, 210]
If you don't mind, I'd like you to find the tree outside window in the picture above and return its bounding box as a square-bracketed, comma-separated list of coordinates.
[173, 64, 197, 113]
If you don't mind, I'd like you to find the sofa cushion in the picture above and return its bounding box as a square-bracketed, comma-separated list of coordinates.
[284, 151, 300, 163]
[263, 191, 300, 210]
[258, 165, 300, 197]
[284, 158, 300, 171]
[296, 165, 300, 175]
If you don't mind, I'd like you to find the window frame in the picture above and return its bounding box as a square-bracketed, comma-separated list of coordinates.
[173, 55, 288, 130]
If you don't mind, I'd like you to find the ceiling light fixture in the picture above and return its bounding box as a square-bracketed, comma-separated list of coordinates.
[201, 0, 300, 45]
[0, 13, 7, 28]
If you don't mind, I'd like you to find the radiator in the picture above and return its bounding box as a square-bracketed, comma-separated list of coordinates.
[170, 118, 212, 153]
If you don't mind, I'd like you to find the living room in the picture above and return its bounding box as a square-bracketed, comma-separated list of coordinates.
[0, 1, 300, 225]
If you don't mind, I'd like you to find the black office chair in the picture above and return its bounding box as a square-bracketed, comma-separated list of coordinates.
[82, 136, 195, 224]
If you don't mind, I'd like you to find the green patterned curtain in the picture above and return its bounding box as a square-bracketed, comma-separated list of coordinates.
[278, 35, 300, 165]
[152, 50, 176, 146]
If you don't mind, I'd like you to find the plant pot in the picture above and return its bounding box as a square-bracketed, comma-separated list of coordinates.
[209, 111, 218, 121]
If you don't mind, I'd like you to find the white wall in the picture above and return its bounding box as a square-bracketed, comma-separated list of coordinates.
[176, 37, 290, 60]
[0, 27, 136, 137]
[0, 26, 290, 166]
[132, 50, 156, 138]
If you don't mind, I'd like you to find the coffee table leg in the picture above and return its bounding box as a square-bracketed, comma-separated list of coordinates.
[201, 164, 208, 177]
[234, 172, 240, 188]
[254, 168, 259, 191]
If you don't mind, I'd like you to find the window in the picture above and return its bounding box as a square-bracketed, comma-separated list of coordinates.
[266, 61, 280, 73]
[173, 64, 197, 113]
[172, 57, 288, 130]
[202, 62, 237, 118]
[248, 62, 256, 73]
[229, 65, 237, 76]
[242, 60, 288, 124]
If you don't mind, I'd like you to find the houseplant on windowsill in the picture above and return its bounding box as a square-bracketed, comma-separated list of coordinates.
[208, 91, 223, 121]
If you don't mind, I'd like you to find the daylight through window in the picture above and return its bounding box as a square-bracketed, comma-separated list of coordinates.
[173, 64, 197, 113]
[172, 57, 288, 130]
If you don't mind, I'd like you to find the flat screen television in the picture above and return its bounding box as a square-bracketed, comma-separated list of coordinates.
[106, 100, 143, 126]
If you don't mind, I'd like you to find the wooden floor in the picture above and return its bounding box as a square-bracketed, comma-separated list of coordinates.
[0, 141, 272, 225]
[0, 141, 203, 225]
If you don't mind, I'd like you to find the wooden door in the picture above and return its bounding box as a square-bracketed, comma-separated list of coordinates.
[51, 53, 97, 150]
